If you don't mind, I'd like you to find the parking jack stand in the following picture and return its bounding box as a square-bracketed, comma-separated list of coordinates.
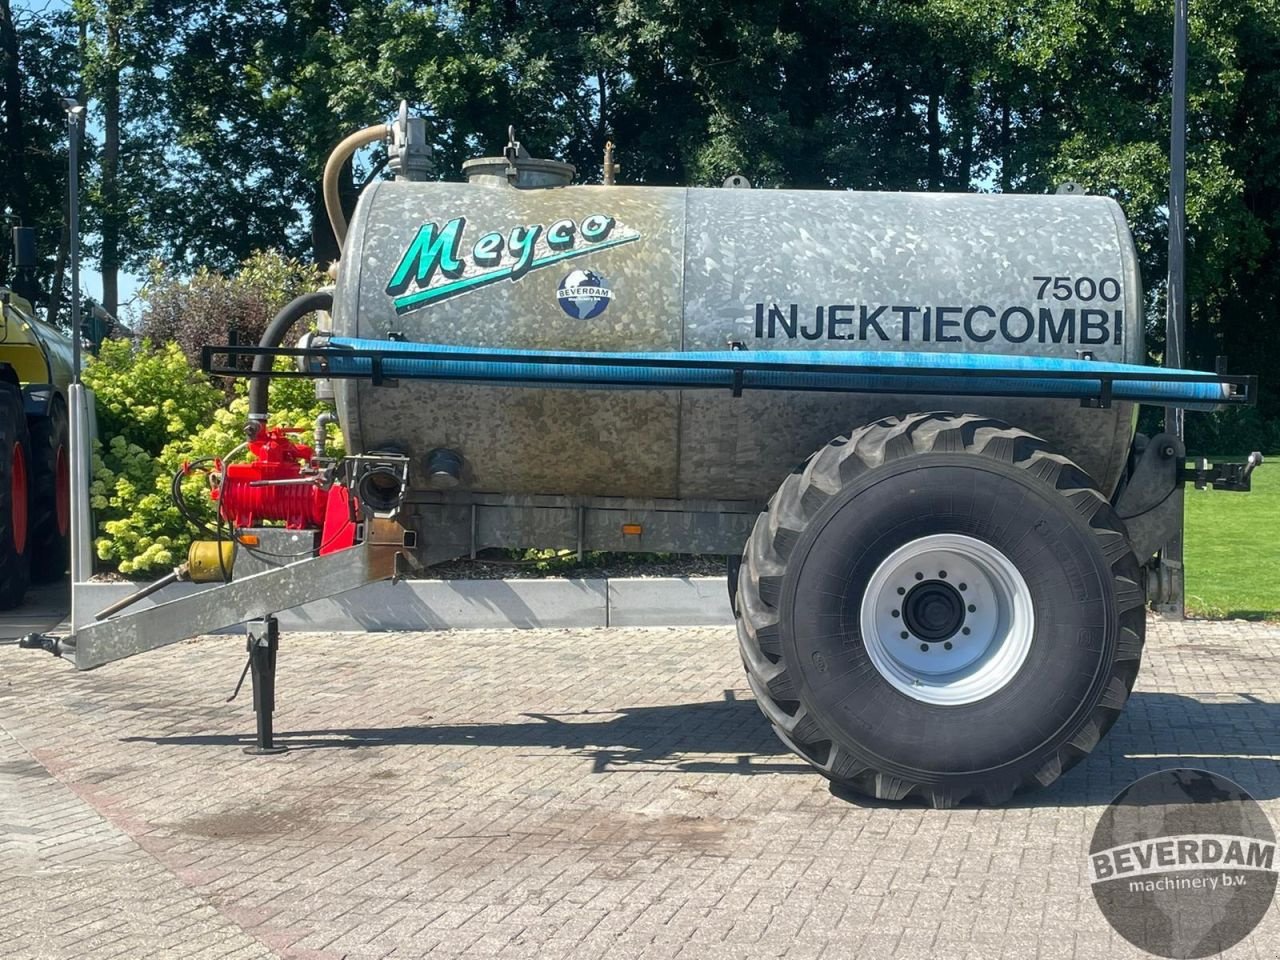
[245, 617, 288, 755]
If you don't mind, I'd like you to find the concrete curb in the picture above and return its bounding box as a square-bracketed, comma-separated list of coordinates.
[72, 576, 735, 632]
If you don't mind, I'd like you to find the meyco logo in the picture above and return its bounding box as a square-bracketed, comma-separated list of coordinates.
[386, 213, 640, 315]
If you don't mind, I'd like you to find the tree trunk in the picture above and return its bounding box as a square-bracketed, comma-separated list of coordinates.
[311, 183, 338, 267]
[0, 0, 26, 284]
[46, 19, 86, 328]
[597, 69, 609, 144]
[47, 221, 68, 329]
[999, 94, 1011, 192]
[890, 86, 909, 190]
[956, 77, 974, 191]
[100, 5, 121, 319]
[927, 87, 942, 191]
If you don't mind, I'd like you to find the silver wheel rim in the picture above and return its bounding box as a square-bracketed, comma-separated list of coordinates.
[859, 534, 1034, 706]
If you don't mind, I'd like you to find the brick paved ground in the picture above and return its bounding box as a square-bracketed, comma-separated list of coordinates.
[2, 618, 1278, 960]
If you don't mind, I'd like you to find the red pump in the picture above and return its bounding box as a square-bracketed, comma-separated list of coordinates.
[211, 427, 328, 529]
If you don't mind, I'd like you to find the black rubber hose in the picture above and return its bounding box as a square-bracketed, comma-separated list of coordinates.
[246, 290, 333, 438]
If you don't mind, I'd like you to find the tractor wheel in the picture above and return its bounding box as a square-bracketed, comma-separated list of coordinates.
[0, 382, 32, 609]
[28, 396, 70, 582]
[736, 412, 1146, 807]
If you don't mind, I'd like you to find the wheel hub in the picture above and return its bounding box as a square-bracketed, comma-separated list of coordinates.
[860, 534, 1035, 705]
[902, 579, 965, 641]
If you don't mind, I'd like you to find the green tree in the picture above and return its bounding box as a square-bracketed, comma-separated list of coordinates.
[18, 0, 1280, 443]
[75, 0, 173, 317]
[1029, 0, 1280, 431]
[0, 1, 78, 316]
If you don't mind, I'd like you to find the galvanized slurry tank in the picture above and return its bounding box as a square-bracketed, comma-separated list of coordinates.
[331, 184, 1142, 498]
[319, 173, 1167, 809]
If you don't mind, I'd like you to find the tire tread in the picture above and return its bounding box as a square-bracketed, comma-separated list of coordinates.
[0, 383, 32, 608]
[28, 398, 69, 583]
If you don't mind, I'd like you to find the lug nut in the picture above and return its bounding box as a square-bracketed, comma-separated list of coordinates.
[919, 643, 929, 652]
[944, 642, 953, 650]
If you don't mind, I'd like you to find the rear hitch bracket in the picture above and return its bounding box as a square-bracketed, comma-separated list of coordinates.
[1182, 452, 1263, 492]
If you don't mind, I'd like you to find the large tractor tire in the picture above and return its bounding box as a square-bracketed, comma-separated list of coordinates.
[28, 396, 70, 582]
[0, 382, 32, 608]
[736, 412, 1146, 807]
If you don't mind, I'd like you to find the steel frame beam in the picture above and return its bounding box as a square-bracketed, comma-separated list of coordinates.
[61, 523, 406, 670]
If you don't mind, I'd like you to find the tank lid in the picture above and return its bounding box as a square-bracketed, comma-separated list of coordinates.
[462, 126, 575, 189]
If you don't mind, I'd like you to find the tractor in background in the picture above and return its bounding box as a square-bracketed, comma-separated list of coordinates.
[0, 230, 75, 606]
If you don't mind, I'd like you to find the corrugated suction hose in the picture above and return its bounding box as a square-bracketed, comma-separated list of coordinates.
[246, 290, 334, 439]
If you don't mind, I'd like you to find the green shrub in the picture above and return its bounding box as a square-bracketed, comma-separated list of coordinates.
[86, 248, 337, 576]
[85, 339, 226, 573]
[82, 339, 225, 455]
[90, 435, 176, 573]
[139, 250, 326, 373]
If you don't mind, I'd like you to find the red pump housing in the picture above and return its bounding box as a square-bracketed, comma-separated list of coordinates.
[211, 428, 328, 529]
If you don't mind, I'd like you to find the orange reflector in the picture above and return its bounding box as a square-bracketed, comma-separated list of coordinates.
[621, 523, 643, 536]
[236, 534, 260, 546]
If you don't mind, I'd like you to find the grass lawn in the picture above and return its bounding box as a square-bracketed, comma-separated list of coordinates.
[1184, 454, 1279, 620]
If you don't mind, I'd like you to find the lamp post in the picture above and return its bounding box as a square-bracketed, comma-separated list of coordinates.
[60, 98, 91, 593]
[1159, 0, 1189, 618]
[60, 98, 85, 380]
[1166, 0, 1187, 426]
